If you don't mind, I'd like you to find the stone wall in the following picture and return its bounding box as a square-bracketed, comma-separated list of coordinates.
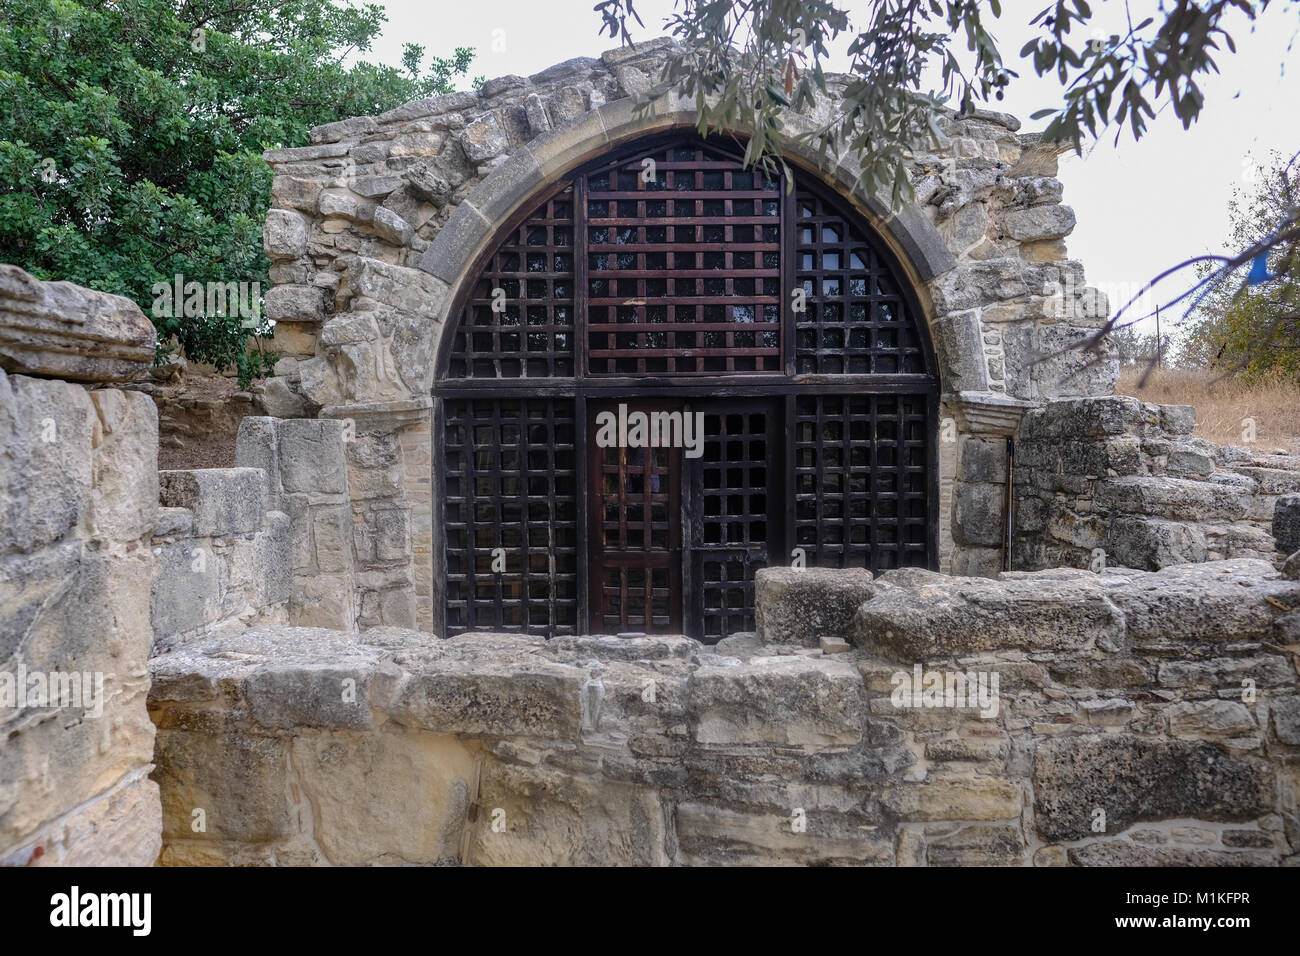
[234, 417, 365, 630]
[147, 560, 1300, 866]
[151, 467, 291, 650]
[1014, 396, 1299, 572]
[257, 39, 1118, 610]
[0, 268, 162, 866]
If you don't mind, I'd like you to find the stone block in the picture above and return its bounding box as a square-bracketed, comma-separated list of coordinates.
[265, 283, 325, 324]
[277, 418, 348, 494]
[151, 538, 222, 639]
[1273, 494, 1300, 555]
[152, 728, 293, 843]
[159, 468, 268, 536]
[688, 657, 867, 747]
[0, 372, 95, 555]
[952, 481, 1005, 547]
[1033, 734, 1274, 841]
[853, 568, 1123, 658]
[753, 566, 874, 645]
[0, 265, 156, 382]
[291, 731, 475, 865]
[926, 824, 1025, 865]
[391, 656, 583, 738]
[881, 777, 1023, 821]
[1095, 475, 1251, 522]
[1106, 559, 1294, 644]
[263, 209, 310, 260]
[1105, 515, 1207, 570]
[88, 389, 157, 543]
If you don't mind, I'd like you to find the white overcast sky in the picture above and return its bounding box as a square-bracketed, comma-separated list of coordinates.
[365, 1, 1300, 338]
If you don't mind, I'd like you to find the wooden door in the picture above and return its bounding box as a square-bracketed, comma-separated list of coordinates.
[586, 402, 683, 633]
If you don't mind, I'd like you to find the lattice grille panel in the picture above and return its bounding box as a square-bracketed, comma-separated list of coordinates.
[697, 408, 771, 639]
[585, 141, 782, 375]
[449, 188, 574, 378]
[443, 398, 578, 634]
[794, 188, 928, 375]
[793, 394, 930, 571]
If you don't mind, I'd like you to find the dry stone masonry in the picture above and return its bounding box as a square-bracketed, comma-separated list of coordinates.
[147, 561, 1300, 866]
[1015, 396, 1300, 572]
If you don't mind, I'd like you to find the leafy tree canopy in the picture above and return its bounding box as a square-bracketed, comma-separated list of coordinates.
[0, 0, 473, 385]
[1182, 152, 1300, 380]
[594, 1, 1292, 206]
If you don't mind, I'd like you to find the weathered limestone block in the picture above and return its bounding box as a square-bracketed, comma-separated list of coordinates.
[265, 284, 325, 324]
[460, 113, 509, 162]
[1001, 203, 1076, 241]
[1273, 494, 1300, 555]
[291, 730, 476, 865]
[952, 481, 1005, 547]
[152, 727, 293, 844]
[0, 371, 95, 555]
[1167, 699, 1257, 740]
[1272, 696, 1300, 746]
[1068, 842, 1275, 866]
[389, 635, 583, 737]
[753, 566, 874, 645]
[404, 162, 453, 206]
[263, 208, 311, 260]
[2, 770, 161, 867]
[674, 800, 894, 866]
[687, 656, 867, 747]
[87, 389, 158, 543]
[372, 206, 413, 246]
[927, 824, 1025, 866]
[0, 264, 156, 382]
[1105, 515, 1208, 570]
[1033, 734, 1274, 841]
[1094, 475, 1252, 522]
[852, 568, 1123, 658]
[2, 549, 157, 851]
[151, 538, 222, 640]
[471, 760, 668, 866]
[277, 418, 349, 495]
[1105, 559, 1296, 644]
[1167, 438, 1216, 477]
[880, 776, 1023, 821]
[159, 468, 268, 536]
[342, 256, 450, 316]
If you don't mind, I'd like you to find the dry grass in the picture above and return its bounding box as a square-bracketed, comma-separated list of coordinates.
[1117, 367, 1300, 452]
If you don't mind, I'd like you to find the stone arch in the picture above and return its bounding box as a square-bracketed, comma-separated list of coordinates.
[417, 96, 967, 391]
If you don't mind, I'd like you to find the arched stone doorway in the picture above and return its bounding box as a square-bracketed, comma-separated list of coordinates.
[263, 50, 1113, 634]
[431, 131, 939, 641]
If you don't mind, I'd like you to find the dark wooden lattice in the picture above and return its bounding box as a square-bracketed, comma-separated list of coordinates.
[448, 188, 574, 378]
[443, 398, 579, 634]
[587, 404, 682, 632]
[794, 187, 927, 375]
[436, 133, 940, 643]
[584, 141, 782, 375]
[692, 405, 776, 640]
[793, 394, 930, 572]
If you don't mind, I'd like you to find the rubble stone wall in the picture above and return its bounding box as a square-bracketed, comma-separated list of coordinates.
[148, 560, 1300, 866]
[1015, 396, 1300, 572]
[151, 467, 291, 650]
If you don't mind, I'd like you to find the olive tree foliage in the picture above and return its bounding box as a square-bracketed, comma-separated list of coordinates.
[0, 0, 474, 386]
[595, 1, 1283, 204]
[594, 1, 1299, 370]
